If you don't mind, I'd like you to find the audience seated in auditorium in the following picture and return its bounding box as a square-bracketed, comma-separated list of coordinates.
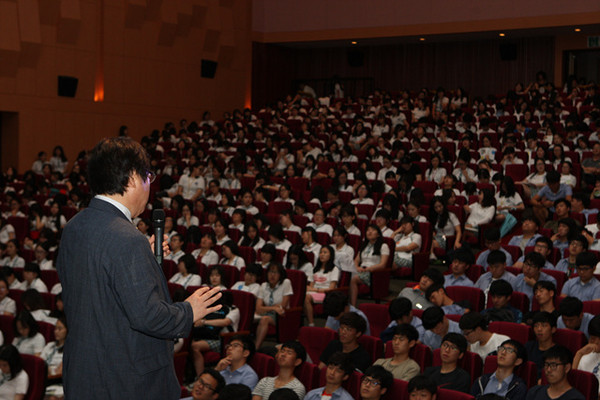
[215, 334, 259, 390]
[526, 311, 558, 377]
[527, 345, 585, 400]
[460, 311, 510, 361]
[252, 341, 306, 400]
[398, 268, 445, 310]
[374, 323, 420, 380]
[182, 368, 226, 400]
[358, 365, 393, 400]
[304, 352, 354, 400]
[424, 332, 471, 393]
[476, 227, 514, 268]
[323, 291, 370, 336]
[481, 279, 523, 323]
[422, 306, 462, 350]
[426, 284, 466, 315]
[380, 297, 425, 343]
[319, 312, 371, 373]
[557, 296, 594, 339]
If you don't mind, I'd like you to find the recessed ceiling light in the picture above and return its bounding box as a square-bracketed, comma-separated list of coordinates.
[499, 33, 505, 37]
[574, 28, 581, 32]
[419, 38, 426, 41]
[351, 41, 357, 45]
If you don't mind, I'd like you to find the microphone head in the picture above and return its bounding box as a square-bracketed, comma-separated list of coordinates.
[152, 209, 165, 226]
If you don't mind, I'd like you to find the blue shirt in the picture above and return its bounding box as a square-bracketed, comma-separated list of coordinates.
[554, 258, 575, 275]
[508, 234, 542, 253]
[561, 277, 600, 302]
[444, 274, 474, 288]
[558, 312, 594, 338]
[304, 386, 354, 400]
[325, 305, 371, 336]
[476, 248, 514, 267]
[483, 372, 514, 397]
[513, 272, 557, 304]
[442, 303, 465, 316]
[422, 319, 461, 350]
[553, 239, 569, 258]
[219, 363, 259, 390]
[475, 271, 517, 292]
[537, 184, 573, 211]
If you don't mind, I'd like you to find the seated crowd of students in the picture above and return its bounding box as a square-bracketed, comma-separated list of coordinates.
[0, 77, 600, 399]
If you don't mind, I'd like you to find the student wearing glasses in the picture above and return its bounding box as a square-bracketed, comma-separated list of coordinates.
[182, 368, 225, 400]
[561, 252, 600, 301]
[527, 345, 585, 400]
[304, 352, 354, 400]
[470, 339, 528, 400]
[358, 365, 393, 400]
[423, 332, 471, 393]
[215, 335, 258, 390]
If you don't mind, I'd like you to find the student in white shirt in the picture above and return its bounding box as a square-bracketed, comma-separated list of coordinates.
[304, 245, 340, 326]
[169, 254, 202, 289]
[12, 311, 45, 356]
[219, 240, 246, 271]
[464, 188, 496, 241]
[332, 226, 356, 275]
[0, 344, 29, 400]
[230, 263, 261, 297]
[0, 277, 16, 316]
[306, 208, 334, 237]
[392, 216, 422, 270]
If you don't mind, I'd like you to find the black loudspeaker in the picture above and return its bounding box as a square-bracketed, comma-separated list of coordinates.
[347, 49, 364, 67]
[57, 76, 78, 97]
[499, 43, 517, 61]
[201, 59, 218, 78]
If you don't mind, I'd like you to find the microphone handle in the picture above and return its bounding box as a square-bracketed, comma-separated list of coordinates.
[155, 225, 164, 266]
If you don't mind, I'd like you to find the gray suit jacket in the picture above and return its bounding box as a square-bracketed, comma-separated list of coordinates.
[57, 198, 193, 399]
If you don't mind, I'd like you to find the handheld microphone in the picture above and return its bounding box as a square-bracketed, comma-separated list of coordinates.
[152, 209, 165, 266]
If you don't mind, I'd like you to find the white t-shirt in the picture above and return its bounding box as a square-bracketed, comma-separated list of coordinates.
[334, 244, 355, 274]
[433, 212, 460, 236]
[257, 279, 293, 307]
[178, 174, 205, 199]
[13, 332, 45, 355]
[359, 243, 390, 268]
[0, 224, 15, 244]
[169, 273, 202, 288]
[577, 351, 600, 393]
[0, 369, 29, 398]
[465, 203, 495, 227]
[495, 192, 523, 211]
[394, 232, 422, 260]
[0, 296, 16, 316]
[192, 249, 219, 266]
[308, 267, 340, 290]
[230, 281, 260, 297]
[469, 333, 510, 360]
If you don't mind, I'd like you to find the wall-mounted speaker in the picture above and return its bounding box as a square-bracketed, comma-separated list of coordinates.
[201, 59, 218, 78]
[58, 76, 78, 97]
[499, 43, 517, 61]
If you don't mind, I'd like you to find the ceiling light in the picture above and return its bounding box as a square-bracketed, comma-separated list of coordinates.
[574, 28, 581, 32]
[499, 33, 505, 37]
[419, 38, 426, 41]
[351, 41, 357, 45]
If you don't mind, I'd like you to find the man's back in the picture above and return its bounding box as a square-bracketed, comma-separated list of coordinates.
[58, 199, 192, 399]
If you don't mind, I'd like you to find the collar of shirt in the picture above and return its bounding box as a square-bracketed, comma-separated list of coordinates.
[489, 372, 513, 390]
[95, 195, 132, 222]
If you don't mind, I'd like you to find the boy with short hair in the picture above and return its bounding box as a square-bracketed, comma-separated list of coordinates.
[527, 345, 585, 400]
[471, 339, 528, 400]
[323, 292, 371, 336]
[398, 268, 445, 310]
[426, 284, 465, 315]
[475, 250, 517, 299]
[573, 314, 600, 393]
[561, 252, 600, 301]
[252, 341, 307, 400]
[513, 236, 555, 270]
[319, 312, 372, 373]
[359, 366, 393, 400]
[373, 323, 420, 381]
[304, 352, 354, 400]
[523, 280, 559, 326]
[513, 252, 557, 303]
[476, 228, 514, 267]
[380, 297, 425, 343]
[459, 312, 510, 361]
[424, 333, 471, 393]
[557, 296, 595, 338]
[215, 334, 259, 389]
[421, 306, 462, 350]
[407, 375, 437, 400]
[481, 279, 523, 323]
[444, 248, 475, 288]
[525, 312, 557, 376]
[279, 209, 302, 234]
[554, 234, 588, 277]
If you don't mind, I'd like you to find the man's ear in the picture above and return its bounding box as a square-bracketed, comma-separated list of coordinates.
[380, 387, 387, 396]
[294, 358, 302, 368]
[242, 349, 250, 359]
[408, 340, 416, 349]
[342, 374, 349, 382]
[515, 357, 523, 367]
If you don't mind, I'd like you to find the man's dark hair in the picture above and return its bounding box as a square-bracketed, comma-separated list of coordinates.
[442, 332, 467, 355]
[280, 341, 307, 364]
[388, 297, 412, 321]
[554, 198, 571, 209]
[219, 384, 252, 400]
[268, 388, 299, 400]
[543, 345, 573, 365]
[422, 268, 445, 286]
[487, 250, 506, 266]
[489, 279, 513, 297]
[452, 247, 475, 265]
[588, 315, 600, 338]
[558, 296, 583, 317]
[327, 351, 354, 376]
[363, 365, 394, 390]
[339, 312, 367, 335]
[244, 263, 263, 278]
[201, 368, 226, 394]
[0, 345, 23, 380]
[524, 252, 545, 269]
[501, 339, 527, 364]
[23, 262, 41, 276]
[88, 137, 151, 195]
[459, 312, 488, 331]
[570, 234, 589, 250]
[533, 280, 556, 296]
[422, 306, 445, 330]
[484, 227, 501, 242]
[535, 236, 553, 252]
[576, 251, 598, 267]
[407, 375, 437, 395]
[532, 311, 557, 327]
[229, 334, 255, 361]
[323, 291, 348, 318]
[393, 323, 419, 342]
[425, 283, 445, 302]
[546, 170, 560, 184]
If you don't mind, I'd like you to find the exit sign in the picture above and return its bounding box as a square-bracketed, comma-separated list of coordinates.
[588, 36, 600, 48]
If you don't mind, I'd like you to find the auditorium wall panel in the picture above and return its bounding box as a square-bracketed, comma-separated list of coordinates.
[252, 37, 555, 106]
